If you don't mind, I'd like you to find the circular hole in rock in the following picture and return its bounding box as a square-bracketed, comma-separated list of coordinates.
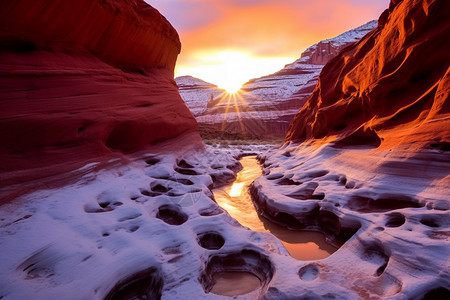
[199, 206, 223, 217]
[420, 217, 440, 228]
[175, 168, 198, 175]
[99, 201, 110, 208]
[177, 159, 194, 168]
[151, 184, 170, 193]
[198, 232, 225, 250]
[385, 213, 405, 227]
[210, 272, 260, 296]
[299, 264, 319, 281]
[145, 157, 160, 165]
[104, 267, 163, 300]
[156, 205, 188, 226]
[200, 249, 274, 297]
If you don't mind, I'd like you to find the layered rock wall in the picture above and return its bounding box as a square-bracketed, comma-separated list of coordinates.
[0, 0, 200, 200]
[299, 20, 377, 65]
[0, 0, 180, 72]
[287, 0, 450, 146]
[177, 21, 377, 139]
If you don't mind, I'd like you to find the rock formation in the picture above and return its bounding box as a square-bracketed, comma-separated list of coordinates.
[286, 0, 450, 146]
[177, 21, 377, 139]
[0, 0, 200, 202]
[299, 21, 377, 65]
[1, 0, 449, 299]
[250, 0, 450, 298]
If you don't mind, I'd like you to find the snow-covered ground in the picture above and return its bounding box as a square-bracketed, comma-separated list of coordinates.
[0, 142, 286, 299]
[250, 142, 450, 299]
[240, 64, 322, 101]
[1, 138, 448, 299]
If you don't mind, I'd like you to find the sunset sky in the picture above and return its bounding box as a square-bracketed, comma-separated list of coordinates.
[146, 0, 389, 91]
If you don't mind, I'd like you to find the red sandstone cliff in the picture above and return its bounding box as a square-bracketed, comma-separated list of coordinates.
[0, 0, 200, 200]
[286, 0, 450, 148]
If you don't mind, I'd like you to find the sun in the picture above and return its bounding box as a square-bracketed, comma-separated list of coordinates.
[220, 81, 242, 94]
[176, 50, 294, 94]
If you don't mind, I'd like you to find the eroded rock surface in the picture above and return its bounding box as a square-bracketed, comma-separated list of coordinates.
[0, 139, 286, 299]
[286, 0, 450, 145]
[0, 0, 199, 202]
[252, 144, 449, 298]
[250, 0, 450, 298]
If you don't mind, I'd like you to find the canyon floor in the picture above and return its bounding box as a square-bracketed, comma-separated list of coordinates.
[0, 136, 448, 299]
[0, 0, 449, 299]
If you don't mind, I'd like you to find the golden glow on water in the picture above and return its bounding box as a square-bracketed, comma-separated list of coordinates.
[229, 182, 245, 197]
[210, 272, 261, 296]
[214, 156, 338, 260]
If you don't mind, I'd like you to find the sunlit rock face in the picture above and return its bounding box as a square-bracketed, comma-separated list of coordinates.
[299, 21, 377, 65]
[176, 21, 377, 139]
[0, 0, 199, 201]
[251, 0, 450, 298]
[286, 0, 450, 145]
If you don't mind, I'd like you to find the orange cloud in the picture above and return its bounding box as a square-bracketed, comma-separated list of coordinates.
[147, 0, 390, 86]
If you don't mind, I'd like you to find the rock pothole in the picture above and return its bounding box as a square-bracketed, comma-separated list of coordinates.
[197, 232, 225, 250]
[175, 168, 198, 176]
[420, 216, 441, 228]
[299, 264, 319, 281]
[360, 241, 390, 277]
[347, 194, 422, 213]
[145, 157, 160, 166]
[104, 267, 163, 300]
[177, 159, 194, 169]
[156, 205, 188, 225]
[200, 249, 274, 297]
[385, 212, 405, 227]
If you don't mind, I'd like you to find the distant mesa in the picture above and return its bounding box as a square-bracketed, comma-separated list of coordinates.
[176, 21, 378, 140]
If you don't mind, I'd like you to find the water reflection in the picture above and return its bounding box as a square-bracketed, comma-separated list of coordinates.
[213, 156, 337, 260]
[210, 272, 260, 296]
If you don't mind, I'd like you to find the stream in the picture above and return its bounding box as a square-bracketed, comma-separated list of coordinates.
[213, 155, 337, 261]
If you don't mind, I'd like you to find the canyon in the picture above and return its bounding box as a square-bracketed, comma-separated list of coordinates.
[177, 20, 377, 139]
[0, 0, 199, 202]
[0, 0, 449, 299]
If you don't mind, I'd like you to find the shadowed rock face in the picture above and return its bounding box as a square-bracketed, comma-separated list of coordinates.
[0, 0, 200, 200]
[286, 0, 450, 146]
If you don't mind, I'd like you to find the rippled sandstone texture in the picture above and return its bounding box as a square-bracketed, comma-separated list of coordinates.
[0, 0, 199, 202]
[251, 0, 449, 298]
[287, 0, 449, 146]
